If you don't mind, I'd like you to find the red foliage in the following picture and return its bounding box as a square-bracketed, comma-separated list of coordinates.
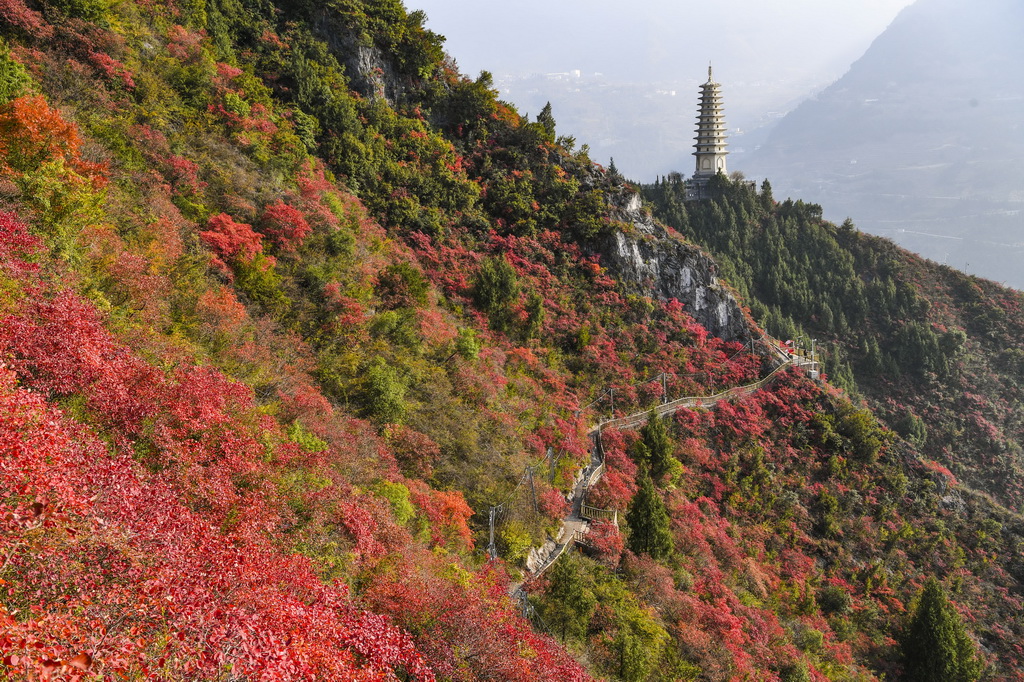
[538, 485, 569, 520]
[163, 154, 205, 195]
[199, 213, 264, 264]
[196, 285, 248, 334]
[165, 25, 205, 64]
[0, 0, 51, 37]
[586, 520, 624, 567]
[385, 425, 441, 479]
[362, 562, 590, 682]
[0, 273, 436, 679]
[0, 210, 42, 279]
[408, 482, 474, 551]
[586, 428, 637, 509]
[260, 200, 311, 251]
[87, 50, 135, 89]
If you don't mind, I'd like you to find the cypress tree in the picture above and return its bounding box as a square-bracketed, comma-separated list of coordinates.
[536, 101, 556, 141]
[541, 553, 596, 643]
[626, 467, 674, 560]
[635, 411, 673, 481]
[901, 578, 983, 682]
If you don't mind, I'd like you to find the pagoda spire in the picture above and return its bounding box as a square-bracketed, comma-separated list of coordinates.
[693, 63, 728, 178]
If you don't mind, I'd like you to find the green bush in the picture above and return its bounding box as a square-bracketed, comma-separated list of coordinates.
[817, 584, 852, 615]
[0, 46, 31, 103]
[363, 358, 407, 424]
[374, 481, 415, 526]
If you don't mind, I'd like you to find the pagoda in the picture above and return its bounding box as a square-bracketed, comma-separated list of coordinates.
[687, 64, 729, 200]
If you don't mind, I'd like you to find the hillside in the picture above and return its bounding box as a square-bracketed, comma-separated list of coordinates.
[0, 0, 1021, 680]
[742, 0, 1024, 288]
[645, 174, 1024, 514]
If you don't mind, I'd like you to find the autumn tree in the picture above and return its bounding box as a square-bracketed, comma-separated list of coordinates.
[625, 467, 673, 560]
[901, 578, 984, 682]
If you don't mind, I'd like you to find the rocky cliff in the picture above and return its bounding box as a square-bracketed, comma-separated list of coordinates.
[312, 12, 411, 105]
[597, 191, 754, 342]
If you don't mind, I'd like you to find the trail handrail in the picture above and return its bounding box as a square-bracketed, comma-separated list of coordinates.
[513, 349, 819, 587]
[594, 353, 815, 432]
[580, 504, 618, 524]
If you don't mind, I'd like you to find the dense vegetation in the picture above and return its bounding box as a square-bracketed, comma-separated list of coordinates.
[645, 174, 1024, 513]
[0, 0, 1020, 679]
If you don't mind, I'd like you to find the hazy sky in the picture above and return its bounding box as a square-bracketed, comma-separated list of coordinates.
[410, 0, 916, 94]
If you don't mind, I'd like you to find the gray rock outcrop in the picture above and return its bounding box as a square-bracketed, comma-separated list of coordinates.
[595, 190, 754, 342]
[311, 14, 409, 105]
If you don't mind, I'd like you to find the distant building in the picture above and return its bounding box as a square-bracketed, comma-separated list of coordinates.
[686, 65, 729, 201]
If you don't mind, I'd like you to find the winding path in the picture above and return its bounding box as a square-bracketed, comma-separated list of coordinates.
[517, 347, 817, 585]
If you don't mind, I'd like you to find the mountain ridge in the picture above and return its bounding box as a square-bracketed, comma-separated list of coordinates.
[0, 0, 1021, 679]
[743, 0, 1024, 288]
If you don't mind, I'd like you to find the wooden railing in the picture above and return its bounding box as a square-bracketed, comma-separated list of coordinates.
[595, 353, 816, 432]
[580, 504, 617, 525]
[516, 348, 819, 585]
[583, 461, 605, 489]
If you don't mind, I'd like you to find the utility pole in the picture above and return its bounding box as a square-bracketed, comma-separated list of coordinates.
[527, 466, 538, 514]
[609, 387, 615, 419]
[661, 372, 668, 404]
[488, 507, 497, 560]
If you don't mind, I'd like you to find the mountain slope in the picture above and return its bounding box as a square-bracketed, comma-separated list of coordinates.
[743, 0, 1024, 288]
[0, 0, 1021, 679]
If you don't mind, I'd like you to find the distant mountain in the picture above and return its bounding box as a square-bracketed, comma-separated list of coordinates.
[741, 0, 1024, 288]
[6, 0, 1024, 678]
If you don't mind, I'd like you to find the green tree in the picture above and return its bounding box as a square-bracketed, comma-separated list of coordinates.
[541, 553, 596, 643]
[901, 578, 984, 682]
[634, 411, 673, 481]
[536, 101, 556, 141]
[759, 178, 774, 211]
[363, 358, 407, 424]
[896, 407, 928, 447]
[836, 403, 886, 463]
[0, 45, 30, 103]
[473, 254, 519, 331]
[626, 467, 674, 560]
[523, 291, 545, 340]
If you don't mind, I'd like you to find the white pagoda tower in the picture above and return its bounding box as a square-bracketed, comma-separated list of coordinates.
[694, 64, 728, 177]
[687, 64, 729, 199]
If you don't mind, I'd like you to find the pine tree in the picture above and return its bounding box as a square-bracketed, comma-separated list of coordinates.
[536, 101, 556, 141]
[541, 553, 596, 642]
[634, 411, 673, 481]
[626, 467, 674, 560]
[759, 178, 774, 211]
[901, 578, 983, 682]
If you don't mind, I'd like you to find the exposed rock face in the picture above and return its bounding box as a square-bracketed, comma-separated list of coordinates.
[596, 190, 753, 342]
[312, 14, 408, 105]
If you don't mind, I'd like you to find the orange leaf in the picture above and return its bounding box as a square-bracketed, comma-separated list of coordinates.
[66, 653, 91, 671]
